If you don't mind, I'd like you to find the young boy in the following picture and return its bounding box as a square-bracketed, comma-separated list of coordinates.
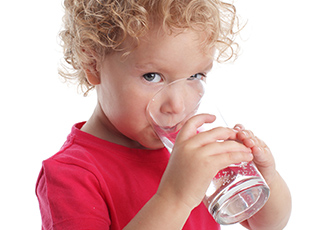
[36, 0, 291, 229]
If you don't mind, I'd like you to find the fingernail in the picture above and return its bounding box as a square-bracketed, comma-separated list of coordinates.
[256, 147, 263, 154]
[242, 130, 249, 137]
[250, 138, 255, 146]
[247, 152, 254, 160]
[234, 124, 244, 130]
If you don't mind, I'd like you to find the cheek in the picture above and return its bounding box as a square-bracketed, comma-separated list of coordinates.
[109, 94, 149, 130]
[100, 80, 158, 136]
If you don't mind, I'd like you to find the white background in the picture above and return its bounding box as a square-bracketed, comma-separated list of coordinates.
[1, 0, 324, 229]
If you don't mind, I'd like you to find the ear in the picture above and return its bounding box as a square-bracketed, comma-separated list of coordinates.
[85, 68, 101, 85]
[82, 49, 101, 86]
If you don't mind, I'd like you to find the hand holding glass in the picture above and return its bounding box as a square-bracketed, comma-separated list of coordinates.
[146, 78, 270, 225]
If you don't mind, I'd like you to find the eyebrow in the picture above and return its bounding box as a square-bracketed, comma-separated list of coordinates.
[135, 60, 214, 76]
[135, 62, 157, 70]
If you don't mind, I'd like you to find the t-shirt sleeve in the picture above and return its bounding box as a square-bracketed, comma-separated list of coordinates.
[36, 159, 111, 230]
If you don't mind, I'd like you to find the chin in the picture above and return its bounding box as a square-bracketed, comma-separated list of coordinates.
[136, 129, 165, 150]
[139, 137, 165, 150]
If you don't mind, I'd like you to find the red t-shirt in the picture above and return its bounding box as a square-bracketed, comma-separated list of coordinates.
[36, 122, 220, 230]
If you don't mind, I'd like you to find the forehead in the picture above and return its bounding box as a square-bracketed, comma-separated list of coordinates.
[120, 26, 215, 74]
[120, 19, 215, 54]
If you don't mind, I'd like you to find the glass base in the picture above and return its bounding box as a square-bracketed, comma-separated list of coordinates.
[206, 177, 270, 225]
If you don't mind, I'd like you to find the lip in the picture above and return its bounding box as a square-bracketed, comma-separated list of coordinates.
[161, 126, 176, 131]
[161, 122, 183, 132]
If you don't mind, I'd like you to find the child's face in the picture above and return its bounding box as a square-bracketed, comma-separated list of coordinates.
[95, 26, 215, 149]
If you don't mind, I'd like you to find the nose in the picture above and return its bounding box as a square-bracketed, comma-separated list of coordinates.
[147, 78, 205, 128]
[160, 90, 185, 115]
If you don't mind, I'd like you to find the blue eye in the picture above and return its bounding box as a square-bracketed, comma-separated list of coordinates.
[142, 73, 162, 83]
[188, 73, 205, 80]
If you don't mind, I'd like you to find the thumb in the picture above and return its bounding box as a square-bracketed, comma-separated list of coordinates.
[176, 114, 216, 142]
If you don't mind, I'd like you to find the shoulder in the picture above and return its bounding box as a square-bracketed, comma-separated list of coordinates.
[36, 153, 111, 229]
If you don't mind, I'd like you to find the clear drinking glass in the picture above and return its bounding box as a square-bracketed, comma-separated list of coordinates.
[146, 77, 270, 225]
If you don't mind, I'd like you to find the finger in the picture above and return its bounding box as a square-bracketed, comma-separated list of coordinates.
[210, 151, 254, 170]
[255, 136, 267, 148]
[242, 137, 256, 148]
[252, 145, 264, 158]
[237, 130, 255, 142]
[233, 124, 245, 131]
[190, 127, 239, 147]
[176, 114, 216, 142]
[252, 145, 274, 167]
[251, 137, 270, 158]
[202, 140, 252, 155]
[243, 135, 267, 149]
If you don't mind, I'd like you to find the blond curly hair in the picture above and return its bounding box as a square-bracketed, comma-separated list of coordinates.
[59, 0, 239, 95]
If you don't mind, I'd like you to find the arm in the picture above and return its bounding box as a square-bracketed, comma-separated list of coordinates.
[124, 115, 254, 230]
[235, 125, 292, 230]
[123, 193, 192, 230]
[36, 160, 111, 230]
